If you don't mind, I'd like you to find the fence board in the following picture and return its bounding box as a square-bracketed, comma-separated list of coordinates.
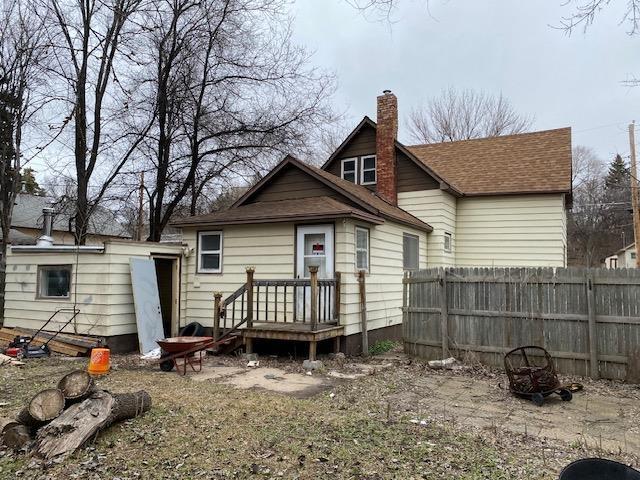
[403, 267, 640, 381]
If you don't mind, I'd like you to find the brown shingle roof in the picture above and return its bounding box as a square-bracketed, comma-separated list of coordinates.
[171, 196, 384, 227]
[407, 128, 572, 196]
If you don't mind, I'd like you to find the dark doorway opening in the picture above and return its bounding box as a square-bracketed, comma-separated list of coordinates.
[154, 258, 175, 337]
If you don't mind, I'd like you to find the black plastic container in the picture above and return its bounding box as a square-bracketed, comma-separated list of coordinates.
[560, 458, 640, 480]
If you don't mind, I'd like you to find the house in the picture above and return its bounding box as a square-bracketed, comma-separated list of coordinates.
[4, 193, 129, 245]
[603, 243, 637, 269]
[2, 91, 572, 357]
[169, 90, 572, 355]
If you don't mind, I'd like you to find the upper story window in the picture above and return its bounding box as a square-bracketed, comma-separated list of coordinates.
[341, 158, 357, 183]
[38, 265, 71, 299]
[360, 155, 376, 185]
[444, 232, 452, 253]
[355, 226, 369, 272]
[403, 233, 419, 270]
[198, 231, 223, 273]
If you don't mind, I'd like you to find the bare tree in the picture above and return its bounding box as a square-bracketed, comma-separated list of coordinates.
[139, 0, 335, 241]
[0, 1, 48, 324]
[559, 0, 640, 35]
[407, 88, 533, 144]
[42, 0, 150, 244]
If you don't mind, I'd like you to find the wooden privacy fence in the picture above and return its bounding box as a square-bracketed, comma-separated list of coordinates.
[402, 267, 640, 381]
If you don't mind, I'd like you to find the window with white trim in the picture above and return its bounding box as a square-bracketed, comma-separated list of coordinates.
[38, 265, 72, 298]
[341, 158, 357, 183]
[360, 155, 376, 185]
[403, 233, 419, 270]
[355, 226, 369, 271]
[198, 231, 223, 273]
[444, 232, 452, 253]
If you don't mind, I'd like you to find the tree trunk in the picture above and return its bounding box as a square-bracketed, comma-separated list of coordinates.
[17, 388, 65, 428]
[2, 423, 32, 450]
[0, 239, 6, 327]
[34, 390, 151, 460]
[57, 370, 95, 403]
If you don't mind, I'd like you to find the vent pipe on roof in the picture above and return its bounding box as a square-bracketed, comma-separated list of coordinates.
[36, 207, 55, 247]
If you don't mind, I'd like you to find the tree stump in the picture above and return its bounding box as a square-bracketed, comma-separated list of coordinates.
[57, 370, 95, 403]
[17, 388, 65, 428]
[2, 424, 32, 450]
[34, 390, 151, 460]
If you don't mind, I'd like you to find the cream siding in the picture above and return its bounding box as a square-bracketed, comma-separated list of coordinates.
[398, 190, 456, 267]
[180, 224, 296, 328]
[455, 194, 567, 267]
[336, 219, 427, 336]
[3, 241, 183, 337]
[180, 219, 426, 337]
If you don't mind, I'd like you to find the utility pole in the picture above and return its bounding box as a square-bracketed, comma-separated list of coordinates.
[137, 171, 144, 241]
[629, 122, 640, 267]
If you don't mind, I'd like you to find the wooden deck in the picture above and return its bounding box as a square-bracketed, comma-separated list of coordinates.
[243, 322, 344, 360]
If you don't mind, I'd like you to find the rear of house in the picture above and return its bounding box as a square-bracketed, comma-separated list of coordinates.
[171, 91, 572, 355]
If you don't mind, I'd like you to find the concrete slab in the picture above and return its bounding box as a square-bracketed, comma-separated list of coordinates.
[191, 366, 245, 382]
[221, 367, 329, 397]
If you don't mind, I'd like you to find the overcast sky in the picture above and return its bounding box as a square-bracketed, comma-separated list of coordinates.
[292, 0, 639, 164]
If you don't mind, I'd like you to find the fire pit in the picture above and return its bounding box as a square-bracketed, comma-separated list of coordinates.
[504, 345, 573, 406]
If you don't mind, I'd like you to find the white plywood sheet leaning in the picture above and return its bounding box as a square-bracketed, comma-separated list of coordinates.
[129, 257, 165, 354]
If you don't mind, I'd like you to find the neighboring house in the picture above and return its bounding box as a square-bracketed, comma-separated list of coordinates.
[3, 91, 572, 356]
[603, 243, 637, 269]
[6, 193, 129, 245]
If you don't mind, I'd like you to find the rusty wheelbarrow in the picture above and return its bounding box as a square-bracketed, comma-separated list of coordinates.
[156, 336, 215, 375]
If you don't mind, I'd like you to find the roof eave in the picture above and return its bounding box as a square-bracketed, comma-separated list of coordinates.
[171, 210, 385, 228]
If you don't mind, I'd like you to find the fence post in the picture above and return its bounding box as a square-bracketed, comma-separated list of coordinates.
[358, 270, 368, 356]
[585, 272, 599, 379]
[440, 267, 449, 358]
[246, 267, 255, 329]
[213, 291, 222, 343]
[334, 272, 341, 321]
[309, 266, 318, 331]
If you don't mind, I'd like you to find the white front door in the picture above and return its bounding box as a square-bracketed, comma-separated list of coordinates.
[296, 224, 334, 321]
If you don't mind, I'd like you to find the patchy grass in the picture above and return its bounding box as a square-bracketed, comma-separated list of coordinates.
[368, 340, 399, 356]
[0, 355, 637, 479]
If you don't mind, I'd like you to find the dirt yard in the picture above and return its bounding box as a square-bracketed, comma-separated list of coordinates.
[1, 349, 639, 479]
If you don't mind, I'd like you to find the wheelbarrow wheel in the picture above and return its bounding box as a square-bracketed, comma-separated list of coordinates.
[558, 389, 573, 402]
[531, 393, 545, 407]
[160, 359, 174, 372]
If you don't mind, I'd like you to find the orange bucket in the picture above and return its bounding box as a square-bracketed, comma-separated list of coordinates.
[88, 347, 111, 375]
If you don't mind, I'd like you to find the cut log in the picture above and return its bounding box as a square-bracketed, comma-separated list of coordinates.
[34, 390, 151, 460]
[2, 424, 32, 450]
[57, 370, 95, 403]
[17, 388, 65, 428]
[0, 417, 17, 434]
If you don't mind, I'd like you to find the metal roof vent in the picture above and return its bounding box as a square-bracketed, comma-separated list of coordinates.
[36, 207, 55, 247]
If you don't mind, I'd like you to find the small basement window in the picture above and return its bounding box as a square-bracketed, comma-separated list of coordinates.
[403, 233, 419, 270]
[38, 265, 71, 298]
[360, 155, 376, 185]
[198, 231, 223, 273]
[341, 158, 357, 183]
[444, 232, 452, 253]
[355, 226, 369, 271]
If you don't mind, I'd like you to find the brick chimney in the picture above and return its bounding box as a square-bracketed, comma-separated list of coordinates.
[376, 90, 398, 204]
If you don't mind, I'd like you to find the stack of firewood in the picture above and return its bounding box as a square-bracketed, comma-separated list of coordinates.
[0, 370, 151, 460]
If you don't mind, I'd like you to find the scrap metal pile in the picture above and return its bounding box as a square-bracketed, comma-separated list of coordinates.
[504, 345, 574, 406]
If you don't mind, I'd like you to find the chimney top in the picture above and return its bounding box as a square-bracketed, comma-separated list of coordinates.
[382, 89, 392, 95]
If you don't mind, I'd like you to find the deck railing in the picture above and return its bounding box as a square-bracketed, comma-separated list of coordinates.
[213, 267, 341, 341]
